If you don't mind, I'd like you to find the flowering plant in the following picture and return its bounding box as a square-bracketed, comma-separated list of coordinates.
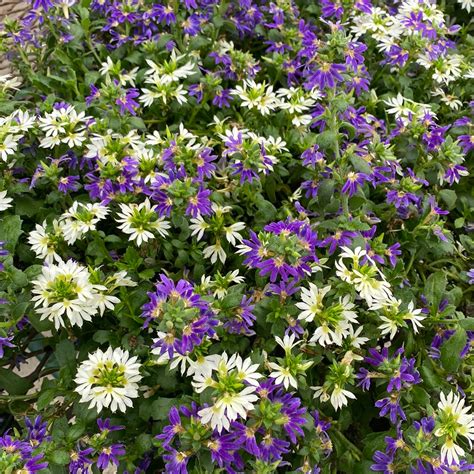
[0, 0, 473, 472]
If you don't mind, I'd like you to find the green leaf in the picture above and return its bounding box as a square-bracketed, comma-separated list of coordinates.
[15, 195, 42, 216]
[37, 389, 56, 410]
[49, 450, 71, 465]
[0, 368, 32, 395]
[151, 397, 176, 420]
[440, 329, 467, 373]
[350, 155, 372, 174]
[438, 189, 457, 209]
[459, 318, 474, 331]
[55, 339, 77, 371]
[424, 271, 446, 310]
[0, 215, 23, 251]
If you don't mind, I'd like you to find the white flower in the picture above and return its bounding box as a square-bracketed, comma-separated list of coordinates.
[96, 293, 120, 316]
[371, 298, 425, 339]
[432, 55, 463, 85]
[213, 386, 258, 421]
[352, 270, 392, 306]
[296, 283, 331, 322]
[115, 198, 170, 246]
[13, 110, 35, 132]
[31, 260, 104, 329]
[268, 362, 298, 390]
[347, 326, 369, 349]
[339, 246, 366, 263]
[0, 73, 21, 91]
[432, 88, 463, 111]
[191, 353, 261, 432]
[224, 222, 245, 246]
[435, 391, 474, 465]
[0, 134, 20, 161]
[74, 347, 142, 413]
[28, 220, 63, 263]
[203, 241, 226, 264]
[0, 190, 13, 211]
[38, 106, 90, 149]
[275, 333, 301, 353]
[458, 0, 474, 12]
[60, 201, 109, 244]
[312, 384, 356, 411]
[403, 301, 426, 334]
[198, 404, 230, 433]
[186, 353, 221, 378]
[231, 79, 279, 115]
[330, 385, 357, 410]
[297, 285, 358, 347]
[378, 316, 399, 340]
[189, 215, 209, 241]
[145, 51, 196, 84]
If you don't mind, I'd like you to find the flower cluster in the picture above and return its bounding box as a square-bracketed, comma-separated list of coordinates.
[0, 0, 473, 472]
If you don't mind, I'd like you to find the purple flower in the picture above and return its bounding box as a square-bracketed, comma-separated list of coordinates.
[182, 14, 201, 36]
[25, 416, 49, 444]
[152, 4, 177, 25]
[321, 230, 358, 255]
[259, 433, 290, 461]
[382, 45, 409, 68]
[375, 396, 406, 424]
[0, 335, 14, 358]
[387, 357, 420, 392]
[385, 243, 401, 267]
[268, 280, 300, 300]
[207, 434, 239, 467]
[306, 62, 345, 89]
[356, 368, 372, 390]
[145, 274, 217, 357]
[0, 433, 32, 456]
[58, 175, 80, 193]
[467, 269, 474, 284]
[0, 241, 9, 271]
[460, 331, 474, 358]
[413, 416, 435, 435]
[188, 83, 204, 103]
[97, 444, 125, 470]
[116, 89, 139, 115]
[341, 172, 369, 197]
[86, 84, 101, 105]
[69, 448, 94, 474]
[458, 134, 474, 154]
[241, 219, 319, 282]
[32, 0, 53, 10]
[156, 407, 183, 448]
[186, 187, 212, 217]
[21, 454, 48, 473]
[371, 450, 394, 473]
[163, 449, 189, 473]
[212, 88, 232, 108]
[443, 163, 468, 186]
[264, 40, 292, 54]
[280, 396, 306, 443]
[429, 329, 455, 359]
[97, 418, 124, 433]
[223, 295, 256, 335]
[321, 0, 344, 19]
[301, 144, 324, 167]
[232, 422, 260, 456]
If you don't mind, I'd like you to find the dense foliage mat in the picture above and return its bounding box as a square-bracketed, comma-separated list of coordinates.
[0, 0, 474, 472]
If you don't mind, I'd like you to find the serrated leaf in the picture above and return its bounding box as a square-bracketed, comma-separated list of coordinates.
[0, 215, 23, 251]
[440, 329, 467, 373]
[0, 368, 32, 395]
[424, 271, 446, 311]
